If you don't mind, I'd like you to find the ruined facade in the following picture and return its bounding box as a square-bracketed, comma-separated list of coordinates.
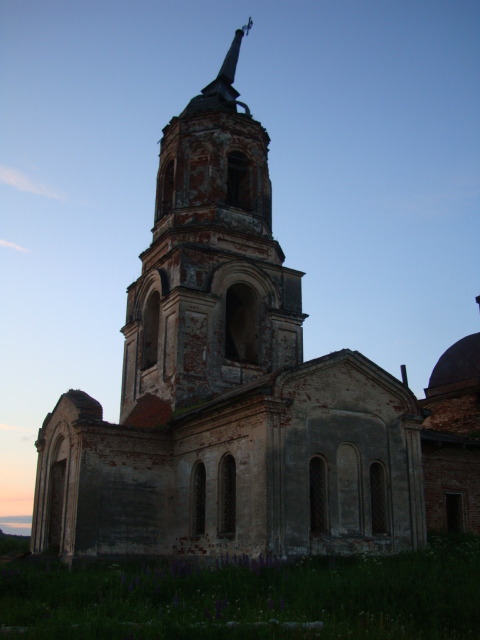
[31, 29, 428, 559]
[420, 298, 480, 535]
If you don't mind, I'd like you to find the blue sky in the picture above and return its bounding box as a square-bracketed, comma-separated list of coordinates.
[1, 0, 479, 533]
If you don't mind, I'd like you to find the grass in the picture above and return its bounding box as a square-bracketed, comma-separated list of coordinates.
[0, 534, 479, 638]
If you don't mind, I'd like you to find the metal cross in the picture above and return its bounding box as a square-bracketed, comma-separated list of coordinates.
[243, 16, 253, 36]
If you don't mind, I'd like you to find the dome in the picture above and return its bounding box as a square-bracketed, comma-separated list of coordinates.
[428, 332, 480, 389]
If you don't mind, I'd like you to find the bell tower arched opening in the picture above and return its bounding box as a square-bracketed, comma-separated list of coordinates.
[227, 151, 251, 209]
[225, 283, 259, 364]
[143, 291, 160, 369]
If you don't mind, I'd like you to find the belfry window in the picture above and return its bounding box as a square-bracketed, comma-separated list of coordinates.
[227, 151, 251, 208]
[192, 463, 206, 536]
[162, 160, 174, 215]
[143, 291, 160, 369]
[219, 455, 236, 535]
[370, 462, 388, 534]
[225, 283, 259, 364]
[309, 456, 328, 534]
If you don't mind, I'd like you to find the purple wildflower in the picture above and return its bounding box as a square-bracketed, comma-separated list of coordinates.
[215, 599, 221, 619]
[280, 596, 285, 612]
[268, 597, 274, 611]
[121, 572, 126, 585]
[173, 592, 179, 608]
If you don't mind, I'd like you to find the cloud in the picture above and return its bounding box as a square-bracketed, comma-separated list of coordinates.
[0, 239, 30, 253]
[0, 423, 33, 433]
[0, 515, 32, 524]
[0, 165, 66, 200]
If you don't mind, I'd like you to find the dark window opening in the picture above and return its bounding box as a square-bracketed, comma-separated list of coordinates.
[227, 151, 251, 209]
[370, 462, 388, 534]
[162, 160, 174, 215]
[446, 493, 464, 532]
[193, 463, 206, 535]
[225, 283, 259, 364]
[220, 455, 236, 535]
[310, 457, 327, 534]
[143, 291, 160, 369]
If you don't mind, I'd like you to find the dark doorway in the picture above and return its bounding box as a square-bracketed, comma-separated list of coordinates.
[48, 459, 66, 550]
[446, 493, 464, 532]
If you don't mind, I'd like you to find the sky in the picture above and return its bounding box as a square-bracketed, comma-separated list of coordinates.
[1, 0, 479, 535]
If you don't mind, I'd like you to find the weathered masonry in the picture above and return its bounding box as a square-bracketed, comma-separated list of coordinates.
[31, 27, 428, 560]
[420, 298, 480, 536]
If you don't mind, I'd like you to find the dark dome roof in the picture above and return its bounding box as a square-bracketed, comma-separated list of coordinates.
[428, 332, 480, 389]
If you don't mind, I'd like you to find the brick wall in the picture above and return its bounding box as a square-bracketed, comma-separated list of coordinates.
[422, 440, 480, 534]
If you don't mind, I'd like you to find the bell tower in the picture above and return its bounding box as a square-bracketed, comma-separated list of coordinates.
[120, 28, 306, 423]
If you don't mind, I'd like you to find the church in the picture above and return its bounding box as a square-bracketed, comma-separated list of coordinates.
[30, 27, 429, 560]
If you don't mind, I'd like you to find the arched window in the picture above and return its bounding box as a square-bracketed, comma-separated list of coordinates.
[227, 151, 251, 209]
[219, 455, 236, 535]
[192, 462, 206, 535]
[370, 462, 388, 534]
[143, 291, 160, 369]
[162, 160, 175, 215]
[225, 283, 259, 364]
[309, 456, 328, 534]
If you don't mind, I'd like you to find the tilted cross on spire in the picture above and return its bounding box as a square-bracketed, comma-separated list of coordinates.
[183, 23, 253, 116]
[201, 24, 251, 102]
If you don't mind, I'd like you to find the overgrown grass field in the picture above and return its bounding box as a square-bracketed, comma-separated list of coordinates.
[1, 535, 478, 639]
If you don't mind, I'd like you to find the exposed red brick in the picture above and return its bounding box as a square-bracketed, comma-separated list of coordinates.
[124, 393, 172, 428]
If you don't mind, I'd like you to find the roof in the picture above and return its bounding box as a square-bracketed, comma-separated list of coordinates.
[428, 332, 480, 391]
[421, 428, 480, 446]
[182, 28, 250, 117]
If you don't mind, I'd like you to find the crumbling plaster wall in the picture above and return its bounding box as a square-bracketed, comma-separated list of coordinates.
[72, 426, 173, 557]
[169, 396, 270, 557]
[275, 354, 426, 555]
